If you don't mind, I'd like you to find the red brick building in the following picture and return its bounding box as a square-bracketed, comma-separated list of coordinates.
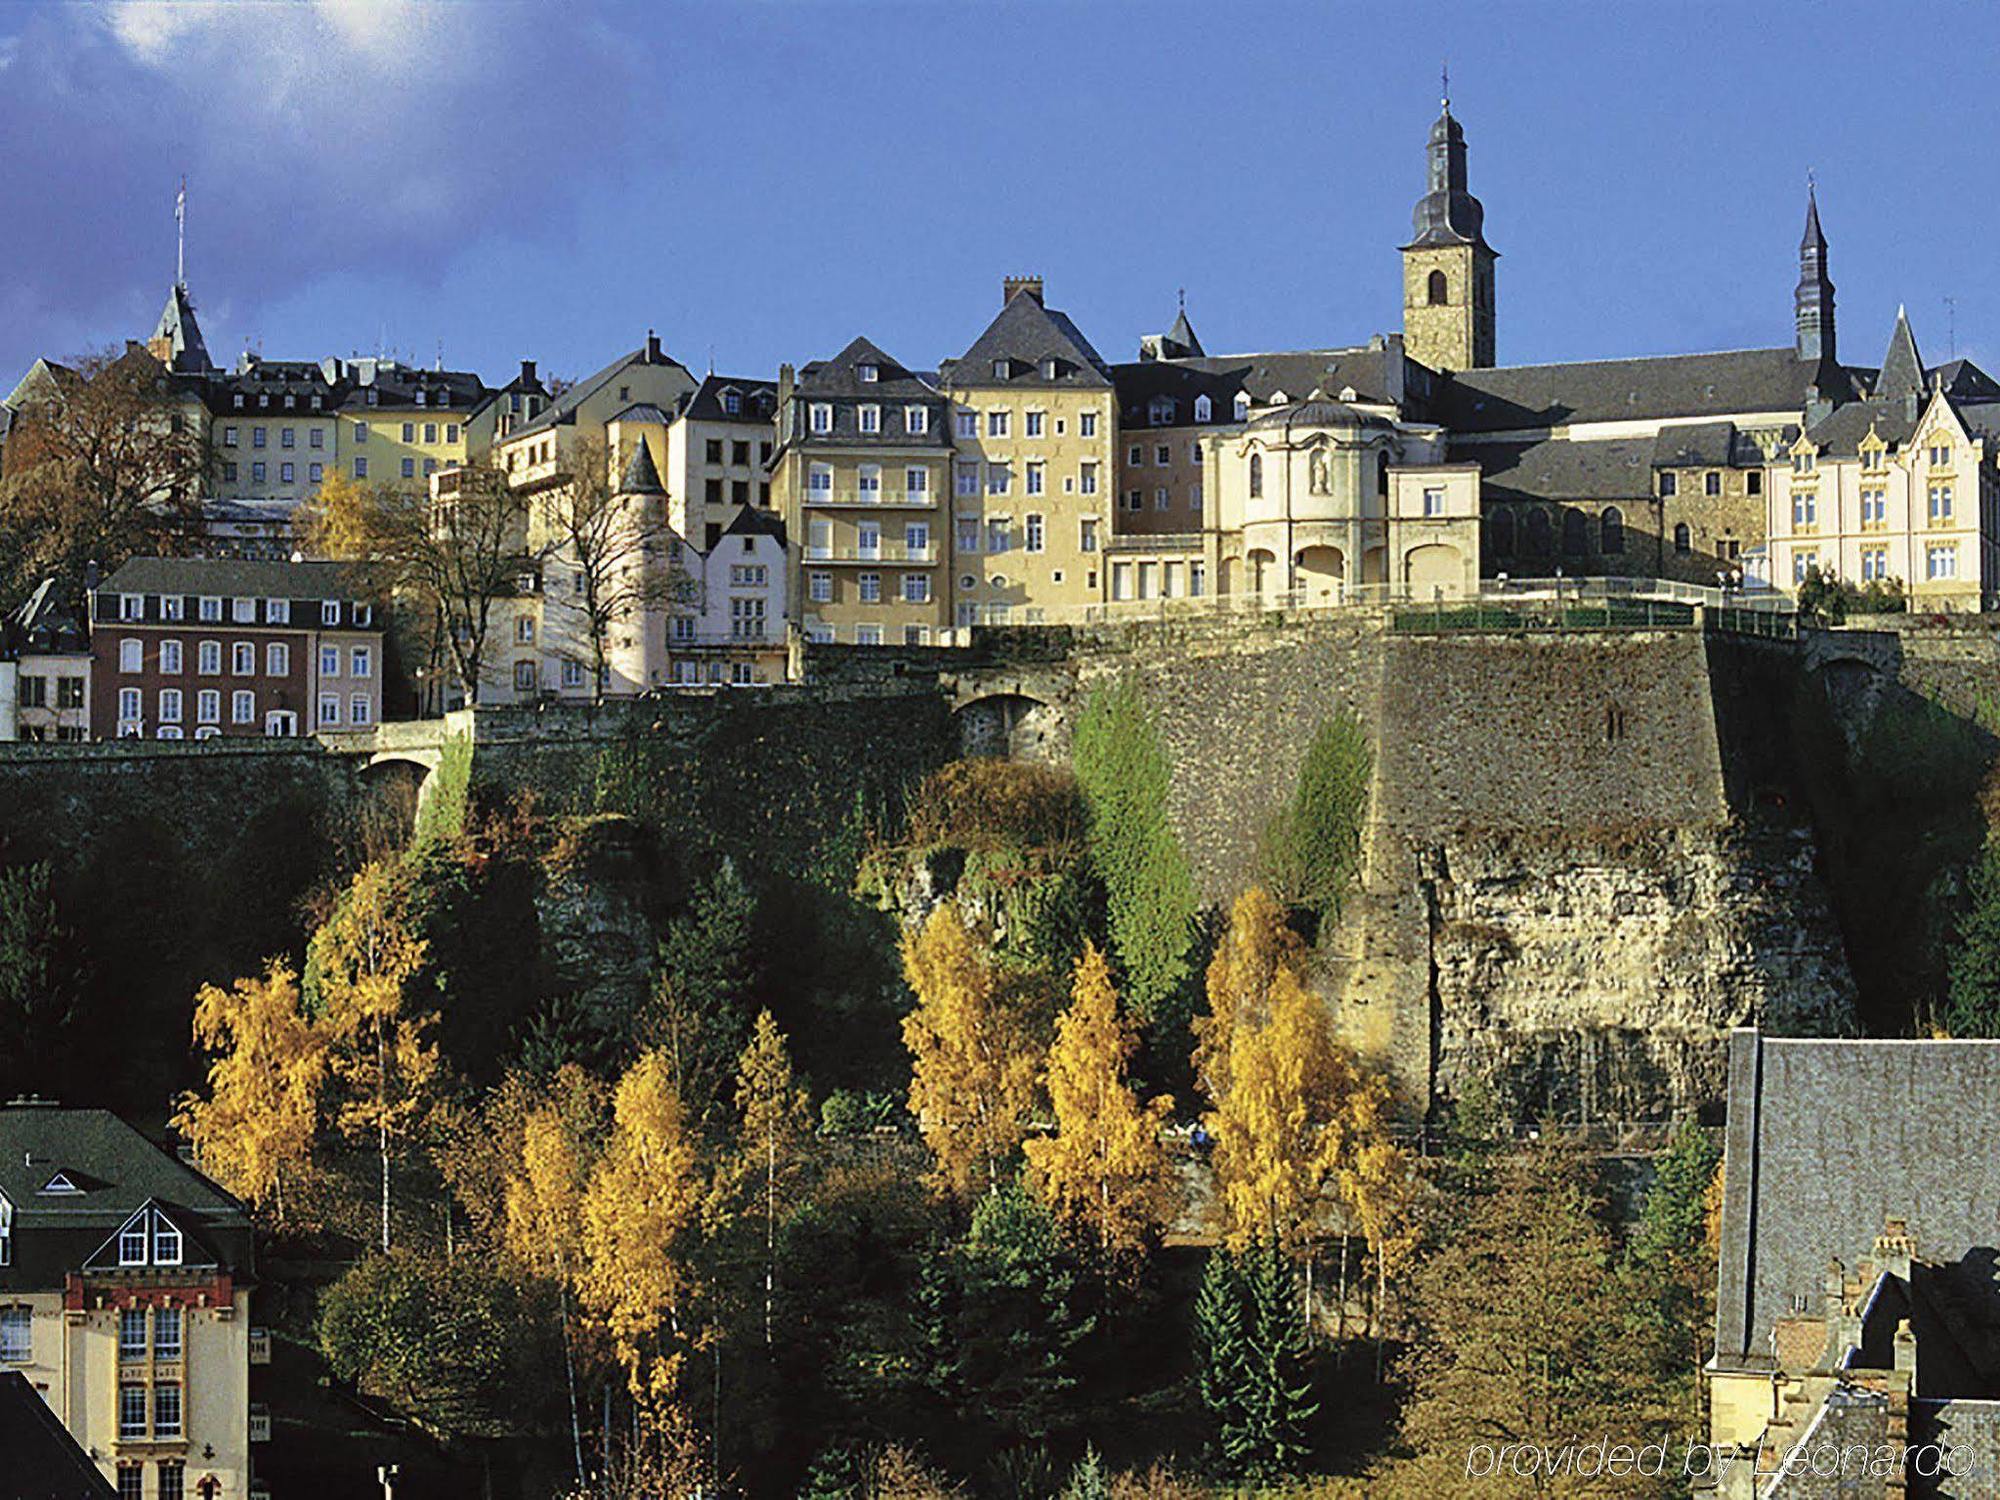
[90, 558, 386, 740]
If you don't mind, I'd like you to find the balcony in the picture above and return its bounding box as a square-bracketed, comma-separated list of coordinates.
[803, 545, 935, 564]
[803, 490, 936, 508]
[249, 1327, 272, 1365]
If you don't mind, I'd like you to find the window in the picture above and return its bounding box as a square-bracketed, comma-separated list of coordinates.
[902, 466, 930, 503]
[266, 643, 289, 677]
[196, 690, 219, 724]
[1659, 471, 1678, 497]
[200, 596, 222, 623]
[858, 522, 881, 557]
[1929, 484, 1954, 521]
[351, 695, 372, 726]
[1194, 394, 1212, 423]
[1233, 393, 1251, 421]
[955, 519, 979, 554]
[807, 464, 833, 503]
[222, 461, 239, 483]
[251, 461, 268, 484]
[987, 520, 1010, 554]
[515, 616, 535, 645]
[809, 403, 833, 434]
[1422, 486, 1445, 518]
[809, 572, 832, 603]
[1930, 443, 1953, 468]
[161, 595, 183, 621]
[1562, 509, 1589, 553]
[1792, 450, 1815, 474]
[1025, 514, 1045, 553]
[1426, 269, 1448, 305]
[120, 593, 144, 622]
[1792, 551, 1818, 584]
[424, 423, 438, 444]
[1792, 493, 1816, 528]
[1156, 444, 1171, 467]
[858, 404, 881, 434]
[119, 1383, 147, 1438]
[319, 693, 341, 726]
[223, 425, 239, 447]
[119, 1218, 148, 1265]
[401, 421, 415, 443]
[233, 690, 255, 724]
[1928, 544, 1958, 580]
[117, 1471, 143, 1500]
[1249, 452, 1263, 499]
[18, 676, 44, 710]
[153, 1213, 181, 1265]
[351, 646, 372, 678]
[1026, 463, 1045, 497]
[987, 411, 1010, 438]
[158, 1463, 185, 1500]
[905, 521, 930, 558]
[1025, 410, 1044, 438]
[281, 427, 296, 450]
[118, 688, 141, 729]
[0, 1308, 27, 1362]
[1600, 507, 1625, 553]
[120, 638, 143, 673]
[1704, 471, 1721, 497]
[153, 1382, 182, 1438]
[311, 427, 325, 449]
[264, 597, 289, 625]
[401, 457, 416, 479]
[1673, 521, 1692, 554]
[857, 362, 879, 383]
[1861, 547, 1889, 582]
[121, 1308, 148, 1359]
[1129, 444, 1143, 467]
[902, 574, 931, 603]
[320, 645, 340, 676]
[1079, 462, 1098, 495]
[956, 410, 978, 440]
[252, 426, 267, 449]
[858, 465, 882, 502]
[1079, 412, 1097, 438]
[1079, 518, 1098, 553]
[992, 359, 1010, 380]
[354, 457, 369, 478]
[198, 641, 221, 675]
[859, 573, 881, 603]
[905, 405, 929, 435]
[1156, 487, 1170, 510]
[855, 624, 883, 647]
[1747, 469, 1762, 495]
[560, 660, 585, 689]
[513, 661, 537, 692]
[987, 464, 1011, 496]
[159, 688, 182, 723]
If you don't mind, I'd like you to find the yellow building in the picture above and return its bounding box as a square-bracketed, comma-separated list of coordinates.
[492, 333, 697, 492]
[334, 359, 491, 491]
[773, 337, 953, 646]
[0, 1104, 258, 1500]
[939, 278, 1115, 627]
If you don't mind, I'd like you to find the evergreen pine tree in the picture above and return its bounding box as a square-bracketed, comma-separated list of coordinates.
[1232, 1240, 1317, 1482]
[1946, 841, 2000, 1037]
[1059, 1444, 1111, 1500]
[1192, 1248, 1248, 1464]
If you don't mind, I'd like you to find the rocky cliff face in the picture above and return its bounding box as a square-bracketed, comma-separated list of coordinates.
[536, 816, 662, 1025]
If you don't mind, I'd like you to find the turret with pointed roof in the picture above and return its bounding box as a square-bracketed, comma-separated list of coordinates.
[1795, 184, 1836, 365]
[1875, 305, 1925, 407]
[147, 283, 212, 374]
[618, 434, 665, 496]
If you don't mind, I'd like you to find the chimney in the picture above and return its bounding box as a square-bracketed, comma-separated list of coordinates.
[645, 330, 662, 364]
[1003, 276, 1045, 307]
[520, 359, 538, 389]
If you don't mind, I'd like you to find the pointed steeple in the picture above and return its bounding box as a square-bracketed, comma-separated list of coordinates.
[147, 284, 212, 373]
[1875, 305, 1925, 405]
[1166, 290, 1204, 359]
[1794, 182, 1836, 364]
[619, 438, 664, 496]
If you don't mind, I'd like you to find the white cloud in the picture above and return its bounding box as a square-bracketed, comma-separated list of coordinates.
[103, 2, 231, 66]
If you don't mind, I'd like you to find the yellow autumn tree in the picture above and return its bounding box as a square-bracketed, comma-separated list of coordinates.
[308, 859, 438, 1253]
[175, 958, 326, 1228]
[1192, 886, 1307, 1105]
[732, 1010, 812, 1348]
[900, 906, 1039, 1202]
[580, 1048, 709, 1408]
[1023, 943, 1178, 1257]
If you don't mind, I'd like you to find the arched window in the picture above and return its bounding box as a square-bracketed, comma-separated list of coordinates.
[1562, 509, 1588, 554]
[1233, 392, 1251, 421]
[1194, 394, 1212, 423]
[1600, 507, 1625, 554]
[1673, 521, 1691, 554]
[1248, 451, 1263, 499]
[1524, 509, 1552, 555]
[1487, 508, 1516, 555]
[1427, 269, 1448, 306]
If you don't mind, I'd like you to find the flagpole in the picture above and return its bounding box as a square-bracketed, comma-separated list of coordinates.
[176, 176, 186, 287]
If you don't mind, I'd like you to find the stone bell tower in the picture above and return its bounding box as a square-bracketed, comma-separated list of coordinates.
[1401, 85, 1497, 373]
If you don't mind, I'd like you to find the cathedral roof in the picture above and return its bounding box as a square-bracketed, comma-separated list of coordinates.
[1444, 347, 1842, 434]
[1464, 435, 1655, 502]
[1403, 103, 1490, 251]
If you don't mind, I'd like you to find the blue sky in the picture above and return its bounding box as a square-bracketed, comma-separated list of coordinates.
[4, 1, 1998, 391]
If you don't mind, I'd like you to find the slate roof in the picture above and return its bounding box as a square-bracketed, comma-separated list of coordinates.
[718, 505, 786, 547]
[1875, 308, 1926, 405]
[0, 1372, 116, 1499]
[0, 1106, 252, 1295]
[335, 359, 489, 414]
[1713, 1031, 2000, 1373]
[504, 338, 691, 442]
[1931, 358, 2000, 403]
[149, 283, 212, 374]
[941, 291, 1111, 389]
[1245, 399, 1397, 435]
[619, 437, 664, 495]
[681, 374, 778, 424]
[1110, 359, 1247, 430]
[795, 338, 937, 399]
[98, 556, 384, 605]
[1462, 435, 1655, 501]
[8, 578, 88, 657]
[1176, 346, 1406, 409]
[1804, 397, 1920, 457]
[1443, 347, 1846, 434]
[1166, 306, 1204, 357]
[1650, 420, 1757, 468]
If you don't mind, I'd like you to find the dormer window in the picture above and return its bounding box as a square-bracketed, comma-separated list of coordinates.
[367, 389, 379, 406]
[1792, 450, 1815, 474]
[118, 1218, 148, 1266]
[1194, 394, 1212, 423]
[809, 403, 833, 435]
[723, 390, 742, 415]
[1233, 393, 1251, 421]
[1149, 398, 1176, 427]
[154, 1215, 182, 1266]
[858, 404, 881, 435]
[1041, 358, 1059, 381]
[233, 394, 244, 410]
[39, 1172, 81, 1195]
[993, 359, 1010, 381]
[858, 364, 879, 383]
[906, 405, 929, 435]
[283, 394, 296, 410]
[438, 390, 451, 407]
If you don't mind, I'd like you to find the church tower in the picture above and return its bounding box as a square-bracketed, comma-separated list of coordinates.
[1794, 183, 1836, 365]
[1401, 90, 1497, 372]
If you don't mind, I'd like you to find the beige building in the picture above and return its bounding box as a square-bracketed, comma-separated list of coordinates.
[939, 278, 1116, 628]
[1764, 312, 2000, 609]
[493, 333, 697, 491]
[774, 337, 953, 647]
[0, 1104, 258, 1500]
[659, 375, 779, 550]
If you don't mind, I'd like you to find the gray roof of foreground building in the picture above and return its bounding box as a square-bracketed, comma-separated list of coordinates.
[941, 292, 1112, 389]
[1805, 396, 1922, 457]
[620, 435, 665, 495]
[680, 373, 779, 424]
[796, 337, 940, 400]
[1465, 434, 1656, 502]
[1712, 1030, 2000, 1372]
[99, 556, 385, 604]
[0, 1372, 116, 1499]
[1443, 347, 1850, 434]
[1175, 346, 1405, 408]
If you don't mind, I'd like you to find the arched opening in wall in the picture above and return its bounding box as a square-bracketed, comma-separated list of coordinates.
[354, 758, 428, 860]
[1487, 508, 1516, 556]
[1294, 545, 1346, 605]
[1247, 548, 1278, 595]
[1524, 508, 1552, 557]
[953, 692, 1054, 760]
[1561, 508, 1589, 555]
[1600, 507, 1625, 555]
[1673, 521, 1692, 555]
[1220, 556, 1239, 595]
[1427, 269, 1448, 305]
[1403, 542, 1462, 598]
[1361, 545, 1388, 584]
[1248, 451, 1264, 500]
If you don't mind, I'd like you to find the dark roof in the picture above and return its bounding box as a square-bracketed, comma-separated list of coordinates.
[718, 505, 786, 547]
[681, 374, 778, 424]
[1166, 306, 1203, 357]
[1404, 104, 1490, 251]
[1713, 1031, 2000, 1372]
[1111, 359, 1246, 429]
[1875, 308, 1926, 405]
[1651, 420, 1744, 468]
[1805, 397, 1919, 457]
[796, 338, 937, 399]
[1957, 400, 2000, 445]
[150, 283, 212, 374]
[1245, 399, 1397, 435]
[8, 578, 87, 657]
[942, 291, 1111, 389]
[335, 359, 489, 414]
[506, 338, 690, 442]
[1444, 347, 1844, 434]
[1931, 358, 2000, 403]
[619, 438, 664, 495]
[0, 1106, 252, 1294]
[1463, 435, 1655, 502]
[98, 557, 384, 604]
[0, 1372, 116, 1499]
